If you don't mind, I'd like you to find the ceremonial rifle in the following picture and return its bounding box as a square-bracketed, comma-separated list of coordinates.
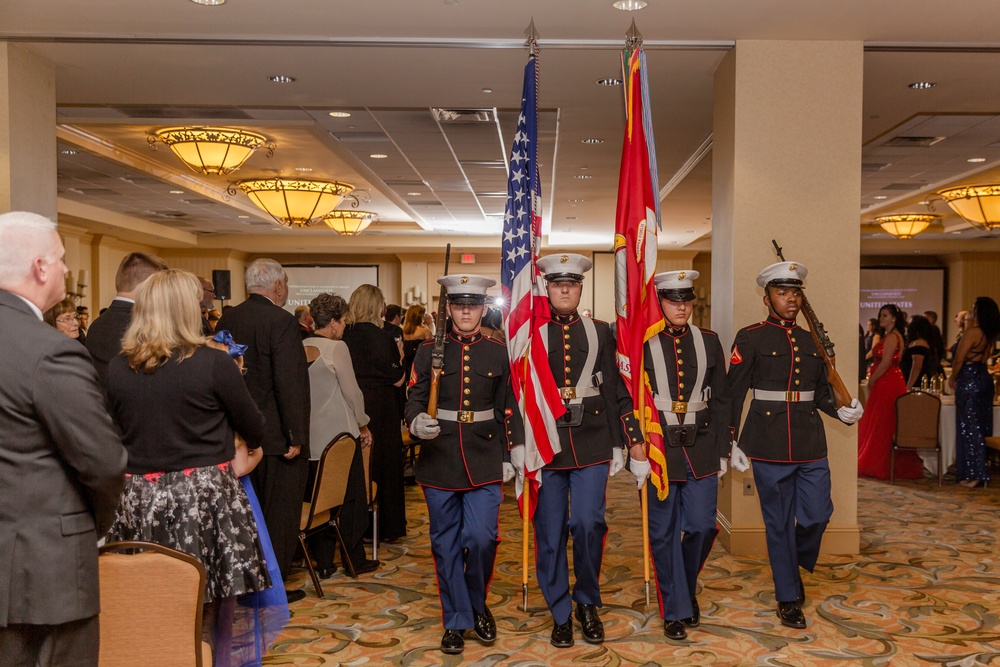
[771, 240, 854, 409]
[426, 244, 451, 418]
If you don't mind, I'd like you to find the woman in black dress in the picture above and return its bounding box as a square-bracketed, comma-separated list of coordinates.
[901, 315, 940, 391]
[342, 284, 408, 540]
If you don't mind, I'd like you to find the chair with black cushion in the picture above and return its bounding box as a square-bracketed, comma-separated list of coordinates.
[299, 433, 358, 598]
[99, 540, 212, 667]
[892, 390, 942, 485]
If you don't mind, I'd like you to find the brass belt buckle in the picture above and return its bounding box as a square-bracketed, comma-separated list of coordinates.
[671, 401, 688, 413]
[560, 387, 577, 400]
[785, 391, 800, 402]
[457, 410, 475, 424]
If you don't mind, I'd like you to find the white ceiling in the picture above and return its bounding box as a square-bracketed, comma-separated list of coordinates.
[3, 0, 1000, 254]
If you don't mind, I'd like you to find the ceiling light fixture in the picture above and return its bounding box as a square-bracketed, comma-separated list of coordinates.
[407, 192, 422, 196]
[294, 167, 313, 172]
[321, 210, 378, 236]
[872, 213, 940, 239]
[967, 157, 987, 163]
[369, 153, 388, 159]
[328, 111, 351, 118]
[581, 138, 604, 144]
[482, 88, 493, 94]
[907, 82, 937, 90]
[169, 190, 184, 195]
[60, 149, 78, 155]
[268, 75, 296, 84]
[234, 178, 354, 227]
[612, 0, 647, 9]
[190, 0, 225, 4]
[873, 195, 888, 200]
[569, 198, 585, 203]
[597, 78, 623, 86]
[574, 175, 593, 179]
[149, 127, 272, 175]
[939, 184, 1000, 230]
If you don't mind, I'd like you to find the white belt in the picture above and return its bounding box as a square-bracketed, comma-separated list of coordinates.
[437, 409, 494, 424]
[652, 398, 708, 414]
[753, 389, 815, 402]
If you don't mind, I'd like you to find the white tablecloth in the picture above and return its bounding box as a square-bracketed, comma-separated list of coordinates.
[920, 396, 1000, 474]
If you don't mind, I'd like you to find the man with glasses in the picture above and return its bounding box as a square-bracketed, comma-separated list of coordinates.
[406, 274, 522, 655]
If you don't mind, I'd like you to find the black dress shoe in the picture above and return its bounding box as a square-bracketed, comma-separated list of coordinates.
[550, 619, 574, 648]
[575, 604, 604, 644]
[285, 589, 307, 603]
[473, 606, 497, 643]
[664, 619, 688, 640]
[777, 601, 806, 629]
[440, 629, 464, 655]
[681, 597, 700, 627]
[317, 566, 337, 579]
[352, 558, 380, 575]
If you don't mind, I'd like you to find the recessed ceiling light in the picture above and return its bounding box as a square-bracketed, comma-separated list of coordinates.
[968, 157, 987, 163]
[60, 149, 78, 155]
[612, 0, 647, 9]
[169, 190, 184, 194]
[907, 82, 936, 90]
[951, 230, 963, 235]
[268, 75, 296, 84]
[574, 174, 593, 180]
[407, 192, 422, 196]
[238, 215, 250, 219]
[482, 88, 493, 94]
[369, 153, 388, 159]
[873, 195, 888, 200]
[597, 78, 623, 86]
[328, 111, 351, 118]
[568, 198, 585, 203]
[581, 138, 604, 144]
[190, 0, 225, 4]
[579, 165, 590, 170]
[294, 167, 313, 172]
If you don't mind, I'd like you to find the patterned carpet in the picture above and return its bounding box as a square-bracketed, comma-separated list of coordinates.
[265, 474, 1000, 666]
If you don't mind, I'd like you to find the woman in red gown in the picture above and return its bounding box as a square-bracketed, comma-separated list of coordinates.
[858, 304, 924, 479]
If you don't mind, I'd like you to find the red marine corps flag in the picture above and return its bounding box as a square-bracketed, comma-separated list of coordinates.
[613, 26, 667, 500]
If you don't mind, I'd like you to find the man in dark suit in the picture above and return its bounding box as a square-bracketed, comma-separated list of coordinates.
[0, 211, 127, 666]
[85, 251, 167, 384]
[216, 258, 310, 603]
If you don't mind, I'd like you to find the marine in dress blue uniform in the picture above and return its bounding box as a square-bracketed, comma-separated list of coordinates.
[526, 254, 644, 648]
[727, 261, 863, 629]
[405, 274, 524, 655]
[642, 270, 732, 641]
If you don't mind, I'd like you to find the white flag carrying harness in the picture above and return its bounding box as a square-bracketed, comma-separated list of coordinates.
[649, 324, 710, 427]
[543, 316, 602, 403]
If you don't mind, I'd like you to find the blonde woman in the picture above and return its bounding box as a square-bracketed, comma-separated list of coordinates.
[104, 269, 269, 645]
[342, 284, 407, 541]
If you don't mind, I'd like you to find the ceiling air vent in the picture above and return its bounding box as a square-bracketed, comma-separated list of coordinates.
[147, 210, 189, 219]
[432, 108, 495, 123]
[880, 136, 945, 148]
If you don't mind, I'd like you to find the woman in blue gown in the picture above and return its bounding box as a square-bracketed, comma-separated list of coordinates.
[948, 297, 1000, 488]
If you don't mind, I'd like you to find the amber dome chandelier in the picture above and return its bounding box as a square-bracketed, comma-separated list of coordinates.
[938, 184, 1000, 231]
[872, 213, 941, 239]
[149, 127, 273, 175]
[233, 178, 355, 227]
[321, 210, 378, 236]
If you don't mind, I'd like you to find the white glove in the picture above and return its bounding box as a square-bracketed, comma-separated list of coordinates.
[718, 457, 729, 478]
[730, 442, 750, 472]
[410, 413, 441, 440]
[503, 462, 516, 483]
[837, 398, 864, 425]
[631, 458, 651, 489]
[509, 445, 526, 483]
[609, 448, 624, 476]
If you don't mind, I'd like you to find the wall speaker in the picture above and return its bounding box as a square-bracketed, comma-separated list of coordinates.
[212, 269, 232, 301]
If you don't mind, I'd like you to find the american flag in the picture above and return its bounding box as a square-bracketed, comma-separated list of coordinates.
[501, 52, 565, 518]
[614, 45, 668, 499]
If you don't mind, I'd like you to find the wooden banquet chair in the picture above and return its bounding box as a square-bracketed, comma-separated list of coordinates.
[98, 540, 212, 667]
[362, 430, 381, 561]
[892, 390, 943, 486]
[299, 432, 358, 598]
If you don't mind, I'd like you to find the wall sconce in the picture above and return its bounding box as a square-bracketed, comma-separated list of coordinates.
[404, 285, 425, 307]
[65, 269, 88, 302]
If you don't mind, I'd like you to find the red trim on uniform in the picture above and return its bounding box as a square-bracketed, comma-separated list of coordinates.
[420, 484, 449, 629]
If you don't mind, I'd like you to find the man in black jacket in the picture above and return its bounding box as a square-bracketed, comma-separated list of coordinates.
[406, 274, 523, 655]
[728, 261, 863, 629]
[216, 258, 311, 603]
[643, 270, 733, 641]
[85, 251, 167, 384]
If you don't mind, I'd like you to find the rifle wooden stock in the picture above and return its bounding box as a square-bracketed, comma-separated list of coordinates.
[801, 300, 853, 409]
[427, 367, 443, 418]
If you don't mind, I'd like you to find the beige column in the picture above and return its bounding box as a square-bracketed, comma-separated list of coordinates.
[0, 43, 56, 219]
[712, 41, 863, 556]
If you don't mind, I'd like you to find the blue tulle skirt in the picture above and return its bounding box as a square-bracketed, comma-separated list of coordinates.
[216, 476, 290, 666]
